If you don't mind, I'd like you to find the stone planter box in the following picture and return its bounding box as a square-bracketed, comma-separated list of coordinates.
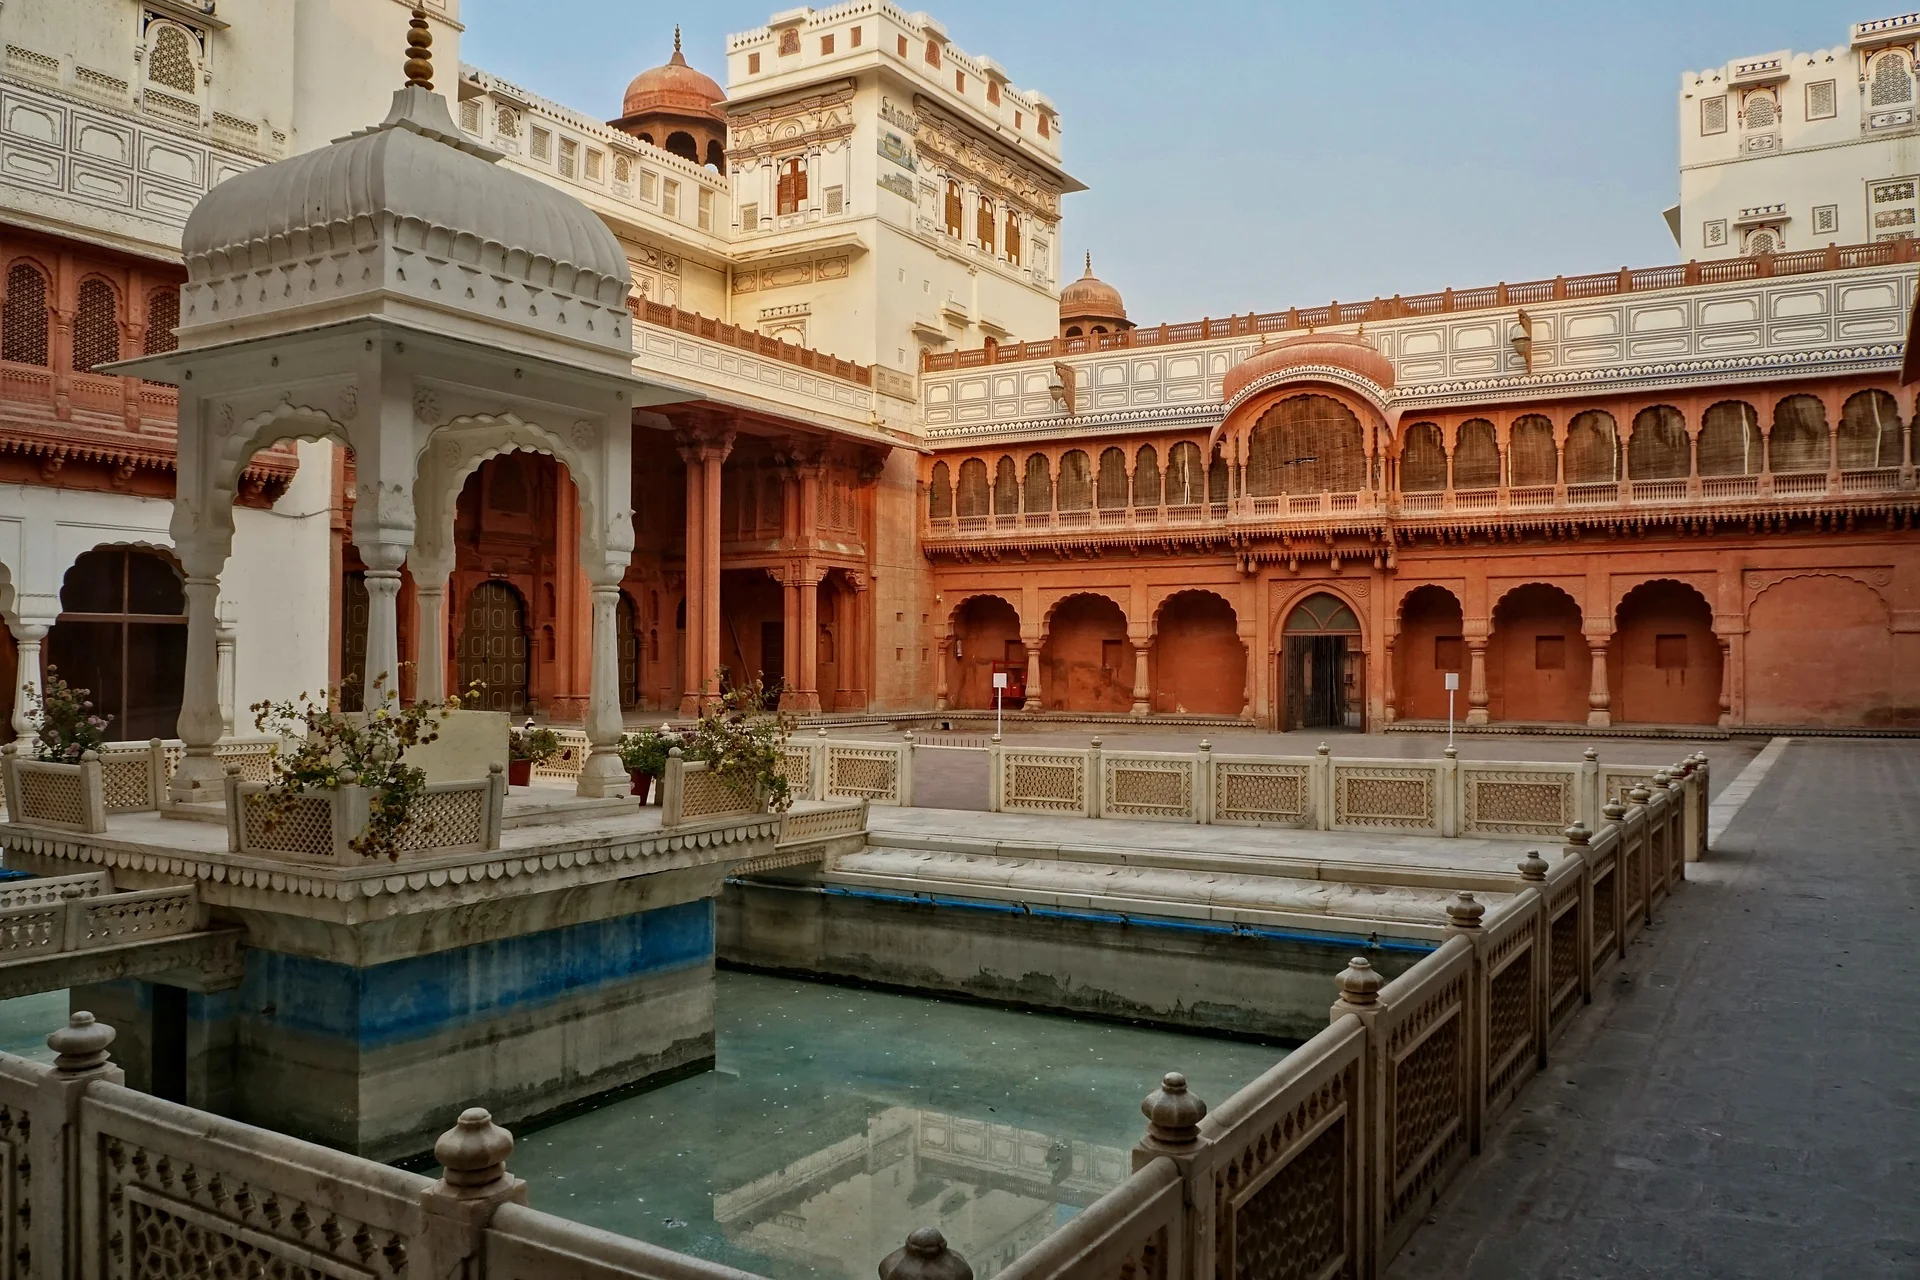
[1, 747, 107, 834]
[224, 767, 506, 863]
[660, 753, 766, 828]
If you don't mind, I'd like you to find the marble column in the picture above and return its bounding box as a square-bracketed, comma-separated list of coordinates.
[678, 441, 705, 717]
[171, 576, 227, 801]
[215, 616, 237, 736]
[1465, 640, 1489, 727]
[1129, 643, 1150, 716]
[1586, 640, 1611, 729]
[577, 583, 629, 798]
[10, 626, 44, 744]
[412, 576, 449, 705]
[360, 544, 405, 710]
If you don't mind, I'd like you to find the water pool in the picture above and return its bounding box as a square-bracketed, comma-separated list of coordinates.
[505, 971, 1286, 1278]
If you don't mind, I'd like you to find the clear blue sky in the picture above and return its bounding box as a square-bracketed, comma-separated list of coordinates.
[462, 0, 1848, 327]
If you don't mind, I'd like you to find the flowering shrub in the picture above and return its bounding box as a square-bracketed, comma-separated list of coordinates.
[249, 674, 469, 861]
[617, 724, 695, 778]
[509, 724, 562, 765]
[689, 678, 794, 813]
[23, 668, 111, 763]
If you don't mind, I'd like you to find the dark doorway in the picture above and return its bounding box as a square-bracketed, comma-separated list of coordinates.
[759, 619, 785, 692]
[47, 548, 187, 740]
[150, 983, 188, 1103]
[458, 581, 529, 713]
[1279, 593, 1364, 730]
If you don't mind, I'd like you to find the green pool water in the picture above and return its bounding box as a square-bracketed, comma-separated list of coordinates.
[0, 990, 65, 1062]
[507, 971, 1286, 1279]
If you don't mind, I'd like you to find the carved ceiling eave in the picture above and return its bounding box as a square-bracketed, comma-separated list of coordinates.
[727, 121, 858, 168]
[641, 400, 909, 457]
[911, 96, 1070, 216]
[911, 94, 1085, 195]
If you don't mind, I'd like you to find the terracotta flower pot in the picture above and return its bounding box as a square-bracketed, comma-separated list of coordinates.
[507, 758, 532, 787]
[629, 769, 651, 800]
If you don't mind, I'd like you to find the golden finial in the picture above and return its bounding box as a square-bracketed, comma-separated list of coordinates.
[675, 25, 683, 55]
[404, 8, 434, 90]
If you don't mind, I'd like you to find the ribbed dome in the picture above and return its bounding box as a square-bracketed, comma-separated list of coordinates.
[177, 87, 632, 354]
[1222, 331, 1395, 406]
[622, 28, 724, 121]
[1060, 254, 1126, 321]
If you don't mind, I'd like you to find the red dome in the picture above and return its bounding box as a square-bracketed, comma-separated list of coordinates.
[1222, 331, 1394, 406]
[1059, 254, 1126, 323]
[622, 28, 724, 121]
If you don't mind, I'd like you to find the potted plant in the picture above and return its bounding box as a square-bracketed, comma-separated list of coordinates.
[687, 678, 795, 813]
[250, 674, 453, 861]
[617, 724, 693, 803]
[25, 667, 112, 761]
[507, 722, 562, 786]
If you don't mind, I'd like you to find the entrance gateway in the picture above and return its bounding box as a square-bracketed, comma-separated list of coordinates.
[1280, 592, 1364, 731]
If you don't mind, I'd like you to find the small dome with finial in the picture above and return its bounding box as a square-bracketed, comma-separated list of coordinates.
[1059, 254, 1132, 338]
[613, 26, 728, 169]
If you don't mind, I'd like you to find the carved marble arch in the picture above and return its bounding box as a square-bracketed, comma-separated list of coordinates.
[411, 413, 608, 583]
[1149, 587, 1239, 638]
[178, 399, 355, 575]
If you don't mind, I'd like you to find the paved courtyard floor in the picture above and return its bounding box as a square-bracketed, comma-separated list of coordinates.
[1384, 738, 1920, 1278]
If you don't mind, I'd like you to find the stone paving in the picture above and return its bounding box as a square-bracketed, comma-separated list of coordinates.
[1384, 738, 1920, 1279]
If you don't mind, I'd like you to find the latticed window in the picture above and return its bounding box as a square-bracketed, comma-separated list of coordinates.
[927, 461, 952, 520]
[1769, 395, 1827, 472]
[1508, 415, 1556, 486]
[1056, 449, 1092, 510]
[1872, 51, 1914, 107]
[1132, 445, 1161, 508]
[71, 278, 120, 373]
[1452, 419, 1499, 489]
[1698, 401, 1763, 475]
[1700, 96, 1727, 135]
[1399, 422, 1446, 492]
[1839, 390, 1899, 470]
[1806, 80, 1837, 120]
[496, 105, 520, 139]
[993, 456, 1019, 515]
[1244, 394, 1365, 495]
[1022, 453, 1051, 511]
[1, 263, 49, 366]
[1164, 441, 1202, 505]
[1741, 92, 1776, 130]
[1627, 405, 1688, 479]
[976, 196, 994, 252]
[1095, 447, 1128, 509]
[956, 458, 989, 517]
[1563, 410, 1619, 484]
[148, 25, 196, 94]
[1005, 211, 1021, 264]
[144, 287, 179, 356]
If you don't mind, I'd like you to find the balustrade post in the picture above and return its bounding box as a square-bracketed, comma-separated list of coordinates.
[1313, 741, 1332, 830]
[419, 1107, 529, 1276]
[878, 1228, 973, 1280]
[1580, 747, 1600, 827]
[1445, 892, 1489, 1152]
[1563, 821, 1597, 1002]
[1087, 736, 1103, 818]
[214, 613, 237, 736]
[1439, 745, 1459, 836]
[36, 1012, 124, 1278]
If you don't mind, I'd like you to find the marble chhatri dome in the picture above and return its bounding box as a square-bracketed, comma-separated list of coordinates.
[622, 26, 725, 121]
[178, 15, 631, 355]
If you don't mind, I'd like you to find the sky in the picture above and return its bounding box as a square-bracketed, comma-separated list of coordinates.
[461, 0, 1850, 328]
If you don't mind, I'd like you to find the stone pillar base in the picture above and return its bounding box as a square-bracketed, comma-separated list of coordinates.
[575, 751, 631, 799]
[1587, 710, 1612, 729]
[1464, 709, 1489, 727]
[1130, 699, 1150, 716]
[168, 750, 228, 804]
[678, 694, 704, 719]
[782, 691, 823, 715]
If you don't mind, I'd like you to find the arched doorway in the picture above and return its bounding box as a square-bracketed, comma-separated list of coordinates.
[46, 548, 187, 741]
[951, 595, 1022, 709]
[616, 591, 641, 711]
[1043, 594, 1130, 712]
[1151, 591, 1243, 715]
[459, 581, 529, 714]
[1396, 585, 1464, 722]
[1611, 581, 1719, 725]
[1487, 584, 1585, 723]
[1279, 593, 1362, 731]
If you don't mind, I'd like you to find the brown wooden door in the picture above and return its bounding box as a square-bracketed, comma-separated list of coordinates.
[459, 581, 528, 714]
[616, 592, 641, 710]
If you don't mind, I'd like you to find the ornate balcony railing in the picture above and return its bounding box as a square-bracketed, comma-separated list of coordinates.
[923, 469, 1918, 541]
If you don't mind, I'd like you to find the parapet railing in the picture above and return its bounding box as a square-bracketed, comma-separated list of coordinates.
[924, 236, 1920, 370]
[0, 774, 1689, 1280]
[633, 299, 874, 387]
[223, 767, 508, 862]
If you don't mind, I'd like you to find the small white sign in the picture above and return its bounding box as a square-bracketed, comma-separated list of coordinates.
[1444, 671, 1460, 691]
[992, 672, 1010, 689]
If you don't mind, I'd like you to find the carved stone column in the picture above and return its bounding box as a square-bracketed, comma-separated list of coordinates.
[699, 435, 732, 709]
[577, 582, 630, 798]
[1129, 643, 1150, 716]
[360, 541, 406, 710]
[777, 568, 804, 712]
[846, 572, 870, 711]
[1022, 629, 1045, 710]
[171, 576, 227, 800]
[795, 566, 822, 714]
[1382, 637, 1398, 725]
[677, 439, 705, 717]
[1716, 636, 1733, 729]
[1586, 639, 1612, 729]
[10, 625, 44, 743]
[934, 637, 951, 711]
[1465, 640, 1489, 727]
[412, 576, 449, 705]
[215, 613, 237, 736]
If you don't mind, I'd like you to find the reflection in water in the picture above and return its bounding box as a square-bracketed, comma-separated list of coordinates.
[506, 972, 1283, 1278]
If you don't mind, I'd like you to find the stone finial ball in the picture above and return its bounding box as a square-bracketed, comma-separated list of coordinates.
[1446, 891, 1486, 929]
[49, 1011, 115, 1073]
[878, 1227, 973, 1280]
[1335, 955, 1383, 1005]
[434, 1107, 514, 1190]
[1563, 821, 1591, 846]
[1141, 1071, 1208, 1145]
[1518, 850, 1550, 881]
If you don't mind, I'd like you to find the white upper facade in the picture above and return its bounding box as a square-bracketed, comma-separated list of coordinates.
[1676, 13, 1920, 260]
